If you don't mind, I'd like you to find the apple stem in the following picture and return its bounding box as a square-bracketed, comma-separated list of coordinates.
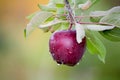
[64, 0, 76, 30]
[68, 23, 73, 30]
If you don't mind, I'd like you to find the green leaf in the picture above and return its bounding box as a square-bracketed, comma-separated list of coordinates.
[90, 6, 120, 27]
[56, 15, 66, 20]
[90, 6, 120, 17]
[38, 19, 68, 32]
[91, 0, 100, 4]
[49, 23, 62, 33]
[49, 0, 64, 4]
[56, 3, 65, 8]
[86, 30, 106, 63]
[108, 6, 120, 14]
[38, 4, 56, 12]
[99, 27, 120, 42]
[90, 16, 102, 22]
[89, 0, 100, 8]
[24, 29, 26, 38]
[39, 19, 67, 28]
[56, 8, 64, 14]
[25, 11, 53, 37]
[78, 0, 100, 10]
[60, 22, 69, 30]
[89, 10, 107, 22]
[49, 22, 69, 32]
[90, 11, 107, 17]
[75, 23, 85, 43]
[26, 12, 38, 20]
[44, 16, 55, 23]
[84, 24, 115, 31]
[100, 13, 120, 28]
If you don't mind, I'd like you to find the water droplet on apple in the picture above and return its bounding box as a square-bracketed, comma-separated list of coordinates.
[66, 48, 69, 50]
[57, 64, 61, 66]
[52, 48, 55, 50]
[51, 53, 55, 57]
[69, 51, 72, 54]
[77, 63, 79, 65]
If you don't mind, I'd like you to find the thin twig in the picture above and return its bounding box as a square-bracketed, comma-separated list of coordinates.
[64, 0, 76, 29]
[78, 22, 113, 26]
[56, 13, 90, 18]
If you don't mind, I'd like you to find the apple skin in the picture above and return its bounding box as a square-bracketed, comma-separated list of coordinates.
[49, 30, 86, 66]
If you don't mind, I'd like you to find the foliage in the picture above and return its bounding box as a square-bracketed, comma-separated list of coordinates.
[25, 0, 120, 64]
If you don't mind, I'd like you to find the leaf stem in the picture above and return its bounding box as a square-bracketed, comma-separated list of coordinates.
[56, 14, 91, 19]
[78, 22, 113, 26]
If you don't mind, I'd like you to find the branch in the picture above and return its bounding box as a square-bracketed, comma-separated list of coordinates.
[64, 0, 69, 4]
[64, 0, 76, 24]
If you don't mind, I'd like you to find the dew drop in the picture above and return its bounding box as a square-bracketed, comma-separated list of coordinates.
[66, 48, 69, 50]
[72, 46, 74, 49]
[52, 48, 55, 50]
[77, 63, 79, 65]
[51, 53, 55, 57]
[61, 61, 64, 64]
[57, 64, 61, 66]
[66, 48, 70, 53]
[69, 51, 72, 54]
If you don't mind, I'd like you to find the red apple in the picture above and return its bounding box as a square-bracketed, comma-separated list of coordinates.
[49, 30, 86, 66]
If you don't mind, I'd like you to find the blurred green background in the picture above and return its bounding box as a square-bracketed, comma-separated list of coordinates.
[0, 0, 120, 80]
